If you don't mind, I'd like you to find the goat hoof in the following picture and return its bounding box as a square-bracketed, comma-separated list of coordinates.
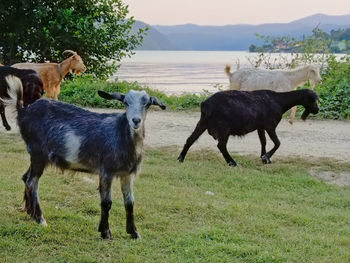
[130, 231, 140, 239]
[39, 218, 48, 227]
[19, 205, 26, 212]
[35, 216, 48, 227]
[288, 120, 294, 125]
[101, 229, 112, 240]
[5, 125, 11, 131]
[177, 155, 184, 163]
[261, 155, 271, 164]
[228, 161, 237, 167]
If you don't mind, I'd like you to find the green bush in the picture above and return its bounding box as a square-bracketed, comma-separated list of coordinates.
[60, 75, 209, 110]
[314, 55, 350, 119]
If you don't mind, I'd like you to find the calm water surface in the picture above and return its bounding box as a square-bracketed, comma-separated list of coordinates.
[114, 51, 342, 94]
[114, 51, 259, 94]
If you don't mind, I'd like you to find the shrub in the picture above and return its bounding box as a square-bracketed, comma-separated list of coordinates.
[314, 55, 350, 119]
[60, 75, 209, 110]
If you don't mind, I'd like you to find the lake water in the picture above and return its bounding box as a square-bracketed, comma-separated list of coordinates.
[113, 50, 261, 94]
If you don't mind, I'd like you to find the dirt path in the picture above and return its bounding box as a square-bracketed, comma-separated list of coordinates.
[3, 106, 350, 163]
[145, 111, 350, 163]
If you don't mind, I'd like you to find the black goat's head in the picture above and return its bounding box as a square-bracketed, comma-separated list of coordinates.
[301, 89, 319, 121]
[98, 90, 166, 130]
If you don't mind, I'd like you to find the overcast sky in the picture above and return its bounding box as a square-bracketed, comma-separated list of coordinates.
[123, 0, 350, 25]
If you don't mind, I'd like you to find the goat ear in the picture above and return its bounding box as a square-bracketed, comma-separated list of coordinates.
[98, 90, 125, 102]
[150, 96, 166, 110]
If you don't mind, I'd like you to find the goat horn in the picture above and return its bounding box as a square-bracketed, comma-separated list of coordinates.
[62, 50, 77, 57]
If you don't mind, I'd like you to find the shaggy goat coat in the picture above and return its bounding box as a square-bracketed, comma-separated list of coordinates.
[4, 76, 166, 239]
[178, 89, 319, 166]
[0, 66, 43, 130]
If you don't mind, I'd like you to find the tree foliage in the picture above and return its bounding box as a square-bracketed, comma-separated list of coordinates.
[247, 27, 333, 69]
[249, 26, 350, 57]
[330, 28, 350, 41]
[0, 0, 146, 78]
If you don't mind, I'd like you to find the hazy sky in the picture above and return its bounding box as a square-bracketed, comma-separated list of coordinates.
[123, 0, 350, 25]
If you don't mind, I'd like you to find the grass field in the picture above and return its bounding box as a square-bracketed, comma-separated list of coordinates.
[0, 132, 349, 262]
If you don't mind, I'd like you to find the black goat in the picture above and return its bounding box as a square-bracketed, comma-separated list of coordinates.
[0, 66, 43, 130]
[178, 89, 319, 166]
[4, 76, 165, 239]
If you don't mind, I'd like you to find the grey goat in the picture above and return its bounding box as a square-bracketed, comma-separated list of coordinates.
[4, 75, 166, 239]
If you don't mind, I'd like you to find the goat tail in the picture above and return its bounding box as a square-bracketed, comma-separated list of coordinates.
[1, 75, 24, 110]
[225, 64, 231, 76]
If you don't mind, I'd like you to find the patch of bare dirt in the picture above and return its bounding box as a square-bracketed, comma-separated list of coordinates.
[144, 111, 350, 164]
[310, 169, 350, 187]
[2, 106, 350, 187]
[2, 106, 350, 163]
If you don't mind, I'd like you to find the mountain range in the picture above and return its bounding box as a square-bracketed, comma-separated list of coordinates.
[135, 13, 350, 50]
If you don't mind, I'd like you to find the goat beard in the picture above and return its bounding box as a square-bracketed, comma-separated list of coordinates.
[71, 69, 81, 75]
[309, 81, 315, 88]
[301, 110, 310, 121]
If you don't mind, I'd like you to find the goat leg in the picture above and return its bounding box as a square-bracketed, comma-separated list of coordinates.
[257, 129, 267, 158]
[20, 168, 31, 212]
[288, 106, 297, 125]
[121, 174, 140, 239]
[98, 174, 112, 239]
[0, 105, 11, 131]
[23, 162, 47, 226]
[217, 137, 237, 166]
[261, 129, 281, 164]
[178, 119, 207, 163]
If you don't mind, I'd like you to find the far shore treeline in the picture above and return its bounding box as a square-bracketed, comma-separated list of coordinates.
[249, 27, 350, 53]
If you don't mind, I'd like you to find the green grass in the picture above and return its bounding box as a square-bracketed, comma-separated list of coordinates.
[0, 133, 350, 262]
[60, 76, 210, 111]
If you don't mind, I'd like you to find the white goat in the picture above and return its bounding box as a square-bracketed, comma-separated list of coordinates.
[225, 64, 322, 124]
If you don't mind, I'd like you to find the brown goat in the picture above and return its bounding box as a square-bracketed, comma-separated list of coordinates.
[12, 50, 86, 100]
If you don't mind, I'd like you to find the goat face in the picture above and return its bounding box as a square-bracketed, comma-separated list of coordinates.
[70, 54, 86, 75]
[98, 90, 166, 130]
[301, 90, 319, 120]
[308, 66, 322, 87]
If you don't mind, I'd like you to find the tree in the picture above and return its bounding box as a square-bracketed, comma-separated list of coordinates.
[0, 0, 146, 78]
